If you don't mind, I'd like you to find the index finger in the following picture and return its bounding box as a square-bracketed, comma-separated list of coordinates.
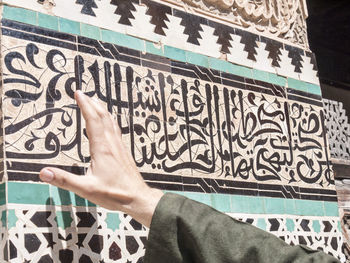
[75, 90, 103, 140]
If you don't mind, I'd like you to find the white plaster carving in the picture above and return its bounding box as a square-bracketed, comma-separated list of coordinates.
[323, 99, 350, 161]
[176, 0, 309, 48]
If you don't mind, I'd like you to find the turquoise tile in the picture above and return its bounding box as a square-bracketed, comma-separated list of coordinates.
[183, 192, 212, 206]
[256, 218, 267, 231]
[167, 191, 186, 197]
[50, 186, 74, 206]
[1, 211, 6, 228]
[87, 200, 97, 207]
[248, 197, 265, 214]
[146, 42, 163, 56]
[186, 51, 209, 68]
[101, 29, 145, 52]
[230, 195, 250, 213]
[81, 23, 101, 40]
[307, 83, 322, 96]
[295, 199, 324, 216]
[286, 218, 295, 232]
[252, 69, 269, 83]
[288, 78, 308, 93]
[269, 73, 287, 86]
[38, 13, 58, 31]
[106, 213, 121, 231]
[208, 58, 232, 73]
[164, 46, 186, 62]
[312, 220, 321, 233]
[8, 210, 18, 229]
[264, 197, 285, 214]
[0, 183, 6, 206]
[50, 186, 96, 207]
[74, 194, 89, 206]
[228, 64, 252, 79]
[284, 199, 297, 215]
[59, 18, 80, 35]
[324, 202, 339, 216]
[3, 6, 37, 26]
[211, 194, 231, 212]
[8, 182, 50, 205]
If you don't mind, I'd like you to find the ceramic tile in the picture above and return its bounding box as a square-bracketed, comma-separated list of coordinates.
[59, 17, 81, 35]
[299, 53, 319, 85]
[1, 4, 322, 84]
[126, 3, 161, 43]
[0, 8, 344, 261]
[2, 5, 38, 26]
[227, 32, 254, 68]
[37, 12, 59, 31]
[276, 47, 299, 79]
[252, 41, 276, 73]
[81, 22, 101, 40]
[195, 24, 221, 58]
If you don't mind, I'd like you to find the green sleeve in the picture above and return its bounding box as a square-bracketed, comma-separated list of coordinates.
[144, 193, 340, 263]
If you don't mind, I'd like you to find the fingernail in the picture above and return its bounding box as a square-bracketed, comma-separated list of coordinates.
[75, 90, 83, 99]
[41, 169, 54, 182]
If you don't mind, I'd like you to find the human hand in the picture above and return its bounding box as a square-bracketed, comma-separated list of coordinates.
[39, 90, 163, 227]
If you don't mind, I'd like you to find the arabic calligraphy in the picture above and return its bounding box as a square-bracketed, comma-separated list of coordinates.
[2, 41, 332, 188]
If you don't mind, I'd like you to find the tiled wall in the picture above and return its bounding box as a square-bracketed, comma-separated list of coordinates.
[0, 1, 345, 262]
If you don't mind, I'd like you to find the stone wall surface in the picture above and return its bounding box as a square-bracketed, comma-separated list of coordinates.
[0, 0, 345, 262]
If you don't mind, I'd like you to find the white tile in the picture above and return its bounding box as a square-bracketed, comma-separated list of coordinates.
[252, 41, 275, 73]
[127, 4, 160, 43]
[195, 24, 221, 58]
[227, 33, 254, 68]
[162, 14, 188, 51]
[276, 48, 299, 79]
[299, 54, 319, 85]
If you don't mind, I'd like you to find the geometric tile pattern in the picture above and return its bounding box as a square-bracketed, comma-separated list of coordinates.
[323, 99, 350, 161]
[2, 0, 319, 84]
[0, 2, 344, 263]
[1, 19, 335, 201]
[2, 204, 345, 262]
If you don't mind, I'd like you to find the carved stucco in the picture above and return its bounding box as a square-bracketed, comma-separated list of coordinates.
[175, 0, 309, 48]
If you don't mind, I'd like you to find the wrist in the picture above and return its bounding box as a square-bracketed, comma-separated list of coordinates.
[123, 186, 164, 228]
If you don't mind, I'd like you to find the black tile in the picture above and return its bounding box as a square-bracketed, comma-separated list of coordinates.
[285, 45, 304, 73]
[173, 9, 207, 45]
[76, 212, 96, 227]
[235, 28, 258, 61]
[24, 233, 41, 254]
[142, 0, 171, 35]
[76, 0, 98, 17]
[2, 28, 76, 51]
[78, 37, 114, 58]
[2, 19, 76, 43]
[208, 21, 235, 54]
[59, 249, 73, 263]
[110, 0, 138, 25]
[260, 36, 283, 67]
[30, 212, 52, 227]
[287, 94, 323, 107]
[305, 51, 318, 71]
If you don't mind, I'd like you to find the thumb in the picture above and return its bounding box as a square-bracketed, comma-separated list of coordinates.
[40, 167, 89, 197]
